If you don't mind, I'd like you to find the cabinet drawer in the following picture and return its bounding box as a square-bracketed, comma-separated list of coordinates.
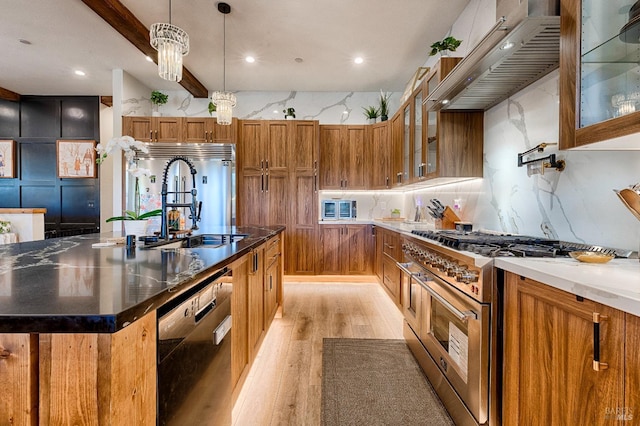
[382, 256, 400, 304]
[265, 237, 281, 265]
[382, 231, 400, 261]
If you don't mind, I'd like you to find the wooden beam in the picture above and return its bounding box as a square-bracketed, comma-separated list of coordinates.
[80, 0, 209, 98]
[0, 87, 20, 102]
[100, 96, 113, 107]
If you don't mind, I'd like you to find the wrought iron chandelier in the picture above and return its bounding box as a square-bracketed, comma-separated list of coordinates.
[211, 2, 236, 125]
[150, 0, 189, 82]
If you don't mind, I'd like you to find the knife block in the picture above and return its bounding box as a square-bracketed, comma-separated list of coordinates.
[435, 206, 460, 230]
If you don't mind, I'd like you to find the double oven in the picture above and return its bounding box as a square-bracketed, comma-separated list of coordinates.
[397, 235, 498, 426]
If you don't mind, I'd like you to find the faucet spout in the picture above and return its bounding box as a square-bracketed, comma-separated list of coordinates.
[160, 156, 200, 240]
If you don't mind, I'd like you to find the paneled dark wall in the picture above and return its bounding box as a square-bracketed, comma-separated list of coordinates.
[0, 96, 101, 238]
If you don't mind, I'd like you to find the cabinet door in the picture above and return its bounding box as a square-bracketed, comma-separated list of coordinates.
[390, 112, 404, 186]
[412, 88, 425, 180]
[123, 116, 153, 142]
[265, 121, 289, 173]
[287, 174, 317, 275]
[319, 125, 343, 189]
[238, 171, 264, 226]
[248, 247, 265, 358]
[291, 121, 318, 173]
[368, 122, 391, 189]
[238, 120, 264, 171]
[625, 313, 640, 419]
[212, 118, 237, 142]
[344, 225, 371, 274]
[374, 226, 384, 280]
[503, 273, 625, 425]
[184, 117, 213, 143]
[319, 225, 343, 274]
[154, 117, 182, 142]
[265, 171, 288, 226]
[344, 126, 366, 189]
[402, 104, 411, 183]
[231, 255, 249, 390]
[381, 255, 401, 305]
[264, 256, 279, 330]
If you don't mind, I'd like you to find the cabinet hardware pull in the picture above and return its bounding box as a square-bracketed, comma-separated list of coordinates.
[386, 176, 389, 187]
[266, 160, 269, 170]
[265, 173, 269, 192]
[592, 312, 609, 371]
[261, 160, 264, 170]
[155, 130, 158, 141]
[261, 173, 264, 192]
[150, 131, 153, 141]
[314, 175, 317, 192]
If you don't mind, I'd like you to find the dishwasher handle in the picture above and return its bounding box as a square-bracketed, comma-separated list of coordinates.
[214, 315, 232, 345]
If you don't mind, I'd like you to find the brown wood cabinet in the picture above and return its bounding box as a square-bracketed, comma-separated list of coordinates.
[319, 224, 373, 275]
[264, 236, 282, 330]
[367, 121, 392, 189]
[122, 116, 182, 142]
[183, 117, 237, 143]
[379, 228, 402, 305]
[559, 0, 640, 149]
[237, 120, 319, 275]
[503, 272, 632, 425]
[0, 313, 157, 425]
[247, 244, 265, 360]
[319, 125, 366, 190]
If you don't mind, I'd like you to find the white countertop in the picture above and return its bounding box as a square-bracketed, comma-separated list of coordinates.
[495, 257, 640, 317]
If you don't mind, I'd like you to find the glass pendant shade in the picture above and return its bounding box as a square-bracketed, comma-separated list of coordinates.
[150, 23, 189, 82]
[211, 91, 236, 125]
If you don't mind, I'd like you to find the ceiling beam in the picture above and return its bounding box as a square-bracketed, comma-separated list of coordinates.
[100, 96, 113, 107]
[80, 0, 209, 98]
[0, 87, 20, 102]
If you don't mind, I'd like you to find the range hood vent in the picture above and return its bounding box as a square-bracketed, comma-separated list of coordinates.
[425, 16, 560, 111]
[135, 143, 235, 161]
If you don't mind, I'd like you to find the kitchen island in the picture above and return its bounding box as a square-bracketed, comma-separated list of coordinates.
[0, 225, 284, 425]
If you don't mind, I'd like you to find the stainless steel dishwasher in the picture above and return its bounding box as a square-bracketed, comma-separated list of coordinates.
[157, 267, 232, 425]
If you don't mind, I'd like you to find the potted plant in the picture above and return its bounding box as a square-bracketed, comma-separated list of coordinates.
[390, 208, 401, 218]
[379, 91, 391, 121]
[429, 36, 462, 57]
[96, 136, 162, 235]
[283, 107, 296, 120]
[150, 90, 168, 116]
[362, 106, 380, 124]
[208, 101, 217, 117]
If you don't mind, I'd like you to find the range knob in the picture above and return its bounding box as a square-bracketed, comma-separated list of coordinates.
[460, 270, 479, 284]
[446, 261, 459, 277]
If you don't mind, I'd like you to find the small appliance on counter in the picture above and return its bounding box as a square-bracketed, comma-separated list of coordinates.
[321, 200, 357, 220]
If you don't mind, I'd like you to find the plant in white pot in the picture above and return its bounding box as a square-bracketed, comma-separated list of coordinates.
[362, 105, 380, 124]
[95, 136, 162, 236]
[283, 107, 296, 120]
[429, 36, 462, 57]
[150, 90, 168, 116]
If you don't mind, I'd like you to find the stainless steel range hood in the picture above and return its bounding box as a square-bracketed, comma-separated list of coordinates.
[425, 1, 560, 111]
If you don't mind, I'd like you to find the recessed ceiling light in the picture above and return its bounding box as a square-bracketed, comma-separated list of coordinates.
[145, 56, 154, 62]
[273, 110, 279, 114]
[442, 99, 450, 105]
[19, 39, 31, 45]
[354, 57, 364, 64]
[245, 56, 255, 63]
[343, 111, 349, 115]
[74, 70, 86, 76]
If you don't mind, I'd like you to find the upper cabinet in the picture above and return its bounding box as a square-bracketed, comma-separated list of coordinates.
[367, 121, 392, 189]
[560, 0, 640, 149]
[122, 116, 182, 143]
[183, 117, 237, 143]
[319, 125, 366, 190]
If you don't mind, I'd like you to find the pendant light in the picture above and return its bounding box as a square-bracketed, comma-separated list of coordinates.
[211, 2, 236, 126]
[150, 0, 190, 82]
[620, 1, 640, 43]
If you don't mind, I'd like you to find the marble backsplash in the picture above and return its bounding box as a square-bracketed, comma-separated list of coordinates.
[123, 90, 401, 125]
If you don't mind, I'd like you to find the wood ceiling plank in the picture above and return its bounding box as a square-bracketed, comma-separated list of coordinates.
[0, 87, 20, 102]
[80, 0, 209, 98]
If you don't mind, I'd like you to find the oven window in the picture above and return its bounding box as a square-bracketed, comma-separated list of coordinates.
[431, 297, 469, 381]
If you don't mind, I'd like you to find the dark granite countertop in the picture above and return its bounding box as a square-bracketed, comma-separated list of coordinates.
[0, 225, 284, 333]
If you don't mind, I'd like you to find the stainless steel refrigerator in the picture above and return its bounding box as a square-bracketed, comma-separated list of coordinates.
[132, 143, 236, 234]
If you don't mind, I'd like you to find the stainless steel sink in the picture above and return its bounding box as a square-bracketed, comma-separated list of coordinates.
[143, 233, 246, 250]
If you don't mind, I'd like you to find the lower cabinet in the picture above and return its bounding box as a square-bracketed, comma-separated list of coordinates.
[319, 224, 373, 275]
[376, 228, 402, 306]
[230, 235, 283, 401]
[0, 313, 157, 425]
[381, 255, 401, 305]
[503, 272, 636, 425]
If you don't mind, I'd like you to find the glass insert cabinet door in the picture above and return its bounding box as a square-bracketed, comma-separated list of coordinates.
[580, 0, 640, 127]
[413, 90, 424, 179]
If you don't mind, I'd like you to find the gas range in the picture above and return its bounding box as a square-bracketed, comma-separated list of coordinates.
[411, 230, 632, 259]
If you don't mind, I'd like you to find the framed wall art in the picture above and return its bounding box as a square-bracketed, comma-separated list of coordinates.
[56, 140, 97, 178]
[0, 140, 16, 178]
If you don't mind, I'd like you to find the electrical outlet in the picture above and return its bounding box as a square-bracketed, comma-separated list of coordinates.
[203, 176, 208, 184]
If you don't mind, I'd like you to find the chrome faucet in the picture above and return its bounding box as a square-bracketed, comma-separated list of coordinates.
[160, 156, 201, 240]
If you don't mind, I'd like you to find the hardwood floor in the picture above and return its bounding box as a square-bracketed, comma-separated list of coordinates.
[232, 279, 404, 425]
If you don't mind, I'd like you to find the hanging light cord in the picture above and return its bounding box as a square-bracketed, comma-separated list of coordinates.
[169, 0, 172, 24]
[223, 13, 226, 92]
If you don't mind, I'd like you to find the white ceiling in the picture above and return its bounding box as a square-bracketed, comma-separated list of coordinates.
[0, 0, 470, 97]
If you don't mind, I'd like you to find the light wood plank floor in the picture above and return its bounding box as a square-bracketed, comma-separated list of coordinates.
[232, 279, 404, 426]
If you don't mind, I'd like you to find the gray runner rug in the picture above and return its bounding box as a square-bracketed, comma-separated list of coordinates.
[321, 338, 454, 426]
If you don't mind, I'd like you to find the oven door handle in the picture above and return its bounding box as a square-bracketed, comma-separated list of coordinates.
[396, 261, 477, 322]
[422, 283, 477, 322]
